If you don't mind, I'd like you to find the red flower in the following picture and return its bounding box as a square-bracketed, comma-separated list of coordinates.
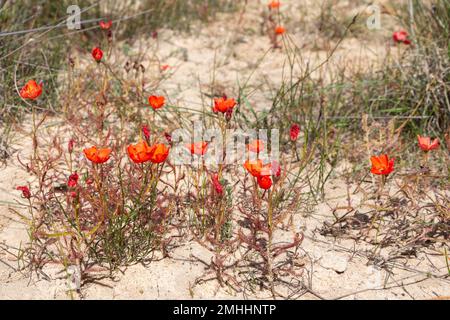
[370, 154, 394, 176]
[68, 139, 75, 153]
[83, 146, 112, 164]
[148, 95, 165, 110]
[99, 20, 112, 30]
[149, 143, 170, 163]
[417, 135, 439, 152]
[160, 64, 170, 71]
[16, 186, 31, 199]
[257, 176, 272, 190]
[290, 124, 300, 141]
[127, 140, 153, 163]
[275, 26, 286, 35]
[187, 141, 208, 156]
[393, 30, 411, 45]
[213, 97, 237, 113]
[142, 125, 150, 141]
[211, 173, 224, 195]
[19, 80, 42, 100]
[248, 139, 264, 153]
[92, 47, 103, 62]
[268, 1, 281, 10]
[68, 172, 79, 188]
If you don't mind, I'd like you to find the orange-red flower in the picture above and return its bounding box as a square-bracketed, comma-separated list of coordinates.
[99, 20, 112, 30]
[148, 95, 165, 110]
[244, 159, 280, 178]
[127, 140, 153, 163]
[257, 175, 272, 190]
[244, 159, 264, 177]
[92, 47, 103, 62]
[247, 139, 264, 153]
[268, 1, 281, 10]
[393, 30, 411, 45]
[417, 135, 439, 152]
[290, 124, 300, 141]
[370, 154, 394, 176]
[213, 97, 237, 113]
[275, 26, 286, 35]
[19, 80, 42, 100]
[186, 141, 209, 156]
[149, 143, 170, 163]
[160, 64, 170, 71]
[83, 146, 111, 164]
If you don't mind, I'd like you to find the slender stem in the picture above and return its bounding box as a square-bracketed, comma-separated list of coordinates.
[267, 189, 274, 294]
[424, 151, 429, 168]
[31, 105, 38, 161]
[377, 175, 386, 200]
[93, 164, 106, 222]
[423, 151, 430, 190]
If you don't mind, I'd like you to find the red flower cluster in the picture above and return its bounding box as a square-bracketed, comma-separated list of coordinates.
[290, 124, 300, 141]
[213, 97, 237, 113]
[370, 154, 394, 176]
[16, 186, 31, 199]
[275, 26, 286, 35]
[393, 30, 411, 45]
[142, 125, 151, 141]
[68, 172, 79, 188]
[268, 1, 281, 10]
[417, 135, 439, 152]
[99, 20, 112, 30]
[20, 80, 42, 100]
[83, 146, 112, 164]
[368, 136, 439, 177]
[149, 144, 170, 163]
[92, 47, 103, 62]
[127, 141, 170, 164]
[244, 159, 281, 190]
[149, 95, 165, 110]
[211, 173, 224, 195]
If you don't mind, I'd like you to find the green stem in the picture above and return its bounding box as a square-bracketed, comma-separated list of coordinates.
[267, 189, 274, 293]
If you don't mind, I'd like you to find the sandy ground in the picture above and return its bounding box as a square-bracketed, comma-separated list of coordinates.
[1, 0, 449, 299]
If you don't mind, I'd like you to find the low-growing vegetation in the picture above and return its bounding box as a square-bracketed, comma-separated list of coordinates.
[0, 0, 448, 299]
